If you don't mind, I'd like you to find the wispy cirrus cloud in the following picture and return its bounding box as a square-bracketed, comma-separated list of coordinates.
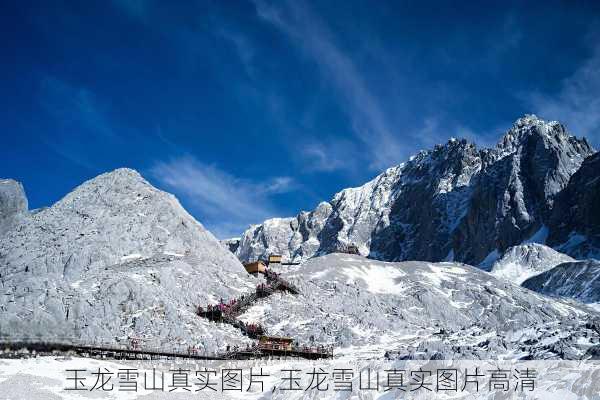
[150, 156, 298, 238]
[215, 27, 258, 80]
[252, 0, 405, 170]
[39, 76, 115, 139]
[526, 43, 600, 145]
[299, 138, 361, 173]
[37, 76, 118, 170]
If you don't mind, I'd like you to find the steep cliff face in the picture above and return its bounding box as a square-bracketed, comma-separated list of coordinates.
[522, 259, 600, 305]
[235, 115, 595, 265]
[455, 117, 593, 264]
[547, 152, 600, 258]
[0, 179, 28, 237]
[0, 168, 256, 351]
[370, 139, 482, 262]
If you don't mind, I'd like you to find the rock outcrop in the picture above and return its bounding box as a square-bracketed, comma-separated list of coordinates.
[0, 179, 28, 237]
[547, 152, 600, 258]
[220, 237, 241, 254]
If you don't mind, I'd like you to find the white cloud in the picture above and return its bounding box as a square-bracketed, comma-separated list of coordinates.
[150, 156, 297, 238]
[300, 139, 360, 173]
[37, 76, 118, 171]
[252, 0, 405, 170]
[39, 76, 115, 139]
[527, 45, 600, 145]
[216, 27, 258, 80]
[302, 144, 344, 172]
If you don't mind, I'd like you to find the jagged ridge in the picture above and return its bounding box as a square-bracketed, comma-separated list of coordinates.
[235, 115, 596, 266]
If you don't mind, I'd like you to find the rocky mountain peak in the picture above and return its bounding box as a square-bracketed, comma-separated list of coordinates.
[56, 168, 151, 207]
[402, 137, 477, 175]
[234, 116, 598, 266]
[0, 169, 256, 350]
[0, 168, 243, 281]
[496, 115, 592, 159]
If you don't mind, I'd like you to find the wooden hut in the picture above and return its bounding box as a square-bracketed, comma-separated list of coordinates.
[258, 335, 294, 351]
[243, 260, 267, 275]
[268, 254, 282, 264]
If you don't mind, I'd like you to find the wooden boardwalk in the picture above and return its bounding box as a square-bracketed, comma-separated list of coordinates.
[0, 341, 224, 360]
[196, 269, 333, 360]
[0, 340, 333, 361]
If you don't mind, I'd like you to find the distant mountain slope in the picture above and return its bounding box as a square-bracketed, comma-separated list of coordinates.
[0, 168, 256, 351]
[547, 151, 600, 259]
[490, 243, 574, 284]
[235, 115, 595, 265]
[220, 237, 241, 254]
[238, 253, 600, 359]
[522, 259, 600, 305]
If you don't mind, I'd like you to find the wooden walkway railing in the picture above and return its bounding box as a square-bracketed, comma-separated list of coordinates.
[0, 340, 333, 360]
[196, 269, 332, 360]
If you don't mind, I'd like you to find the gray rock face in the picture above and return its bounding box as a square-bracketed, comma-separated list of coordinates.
[522, 259, 600, 304]
[547, 152, 600, 258]
[220, 237, 241, 254]
[235, 115, 594, 265]
[0, 168, 257, 352]
[236, 202, 335, 263]
[490, 243, 574, 284]
[0, 179, 28, 237]
[455, 117, 593, 264]
[239, 253, 600, 359]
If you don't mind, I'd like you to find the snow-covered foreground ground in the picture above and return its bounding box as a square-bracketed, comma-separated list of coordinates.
[1, 356, 599, 399]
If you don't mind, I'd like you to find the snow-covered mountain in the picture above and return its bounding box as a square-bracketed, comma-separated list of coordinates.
[239, 253, 600, 359]
[522, 259, 600, 306]
[235, 115, 595, 265]
[489, 243, 574, 284]
[0, 168, 257, 351]
[1, 167, 599, 362]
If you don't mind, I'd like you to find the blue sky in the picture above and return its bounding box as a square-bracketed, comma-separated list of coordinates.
[2, 1, 600, 238]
